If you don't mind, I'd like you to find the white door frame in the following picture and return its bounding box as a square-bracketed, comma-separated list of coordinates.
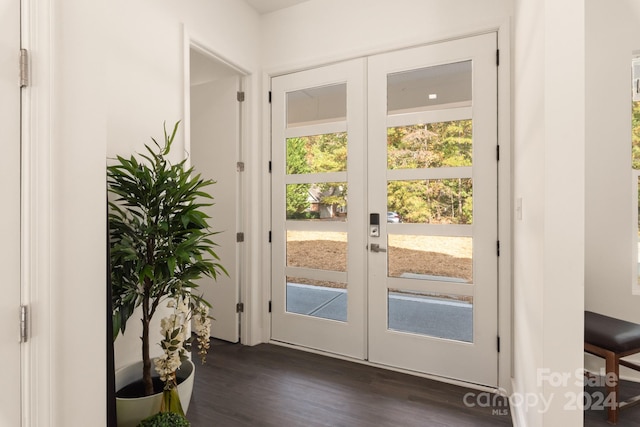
[21, 0, 55, 424]
[264, 25, 512, 393]
[182, 26, 254, 344]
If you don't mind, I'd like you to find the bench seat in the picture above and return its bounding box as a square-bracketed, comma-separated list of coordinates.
[585, 311, 640, 424]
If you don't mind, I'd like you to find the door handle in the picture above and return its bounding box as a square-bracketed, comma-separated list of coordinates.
[370, 243, 387, 253]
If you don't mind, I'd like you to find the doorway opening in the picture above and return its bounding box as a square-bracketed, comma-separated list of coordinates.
[188, 43, 245, 343]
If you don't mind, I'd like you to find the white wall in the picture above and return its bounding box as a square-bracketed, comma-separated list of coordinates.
[512, 0, 585, 426]
[585, 1, 640, 375]
[107, 0, 261, 369]
[107, 0, 260, 159]
[39, 0, 108, 425]
[261, 0, 512, 72]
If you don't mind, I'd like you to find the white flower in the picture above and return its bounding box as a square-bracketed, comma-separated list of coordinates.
[193, 303, 211, 364]
[177, 298, 189, 314]
[155, 297, 190, 386]
[155, 297, 211, 385]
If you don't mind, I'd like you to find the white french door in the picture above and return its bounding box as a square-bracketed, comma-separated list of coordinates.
[271, 59, 367, 358]
[271, 33, 499, 386]
[0, 0, 23, 424]
[367, 33, 498, 385]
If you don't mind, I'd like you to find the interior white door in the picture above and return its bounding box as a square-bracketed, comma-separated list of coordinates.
[367, 33, 499, 386]
[190, 73, 241, 343]
[0, 0, 22, 425]
[270, 59, 367, 359]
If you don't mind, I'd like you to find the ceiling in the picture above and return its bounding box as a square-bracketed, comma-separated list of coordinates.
[244, 0, 311, 15]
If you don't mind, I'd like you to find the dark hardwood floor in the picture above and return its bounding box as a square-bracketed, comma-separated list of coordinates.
[584, 378, 640, 426]
[186, 340, 512, 427]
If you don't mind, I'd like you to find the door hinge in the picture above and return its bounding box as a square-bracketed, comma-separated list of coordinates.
[268, 91, 272, 103]
[496, 49, 500, 66]
[20, 305, 28, 343]
[20, 49, 29, 88]
[237, 161, 245, 172]
[268, 301, 272, 313]
[268, 231, 272, 243]
[236, 302, 244, 313]
[496, 145, 500, 161]
[268, 161, 272, 173]
[237, 91, 245, 102]
[237, 232, 245, 243]
[497, 336, 501, 352]
[497, 240, 501, 256]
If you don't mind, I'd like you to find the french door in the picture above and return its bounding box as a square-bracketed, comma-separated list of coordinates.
[271, 33, 499, 386]
[271, 59, 367, 358]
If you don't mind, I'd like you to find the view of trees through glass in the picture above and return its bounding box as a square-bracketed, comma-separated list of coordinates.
[285, 121, 474, 223]
[632, 100, 640, 169]
[388, 121, 473, 224]
[286, 133, 347, 220]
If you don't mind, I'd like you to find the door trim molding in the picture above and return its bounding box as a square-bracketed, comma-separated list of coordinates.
[22, 0, 54, 424]
[496, 21, 512, 396]
[182, 25, 259, 345]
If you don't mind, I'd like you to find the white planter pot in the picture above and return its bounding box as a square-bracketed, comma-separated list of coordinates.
[115, 359, 195, 427]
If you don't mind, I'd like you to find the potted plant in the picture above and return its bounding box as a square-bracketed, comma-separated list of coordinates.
[108, 122, 225, 425]
[137, 411, 191, 427]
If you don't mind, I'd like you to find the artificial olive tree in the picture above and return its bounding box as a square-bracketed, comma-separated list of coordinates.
[108, 122, 225, 396]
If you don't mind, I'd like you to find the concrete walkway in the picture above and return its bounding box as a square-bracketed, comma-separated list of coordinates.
[286, 282, 473, 342]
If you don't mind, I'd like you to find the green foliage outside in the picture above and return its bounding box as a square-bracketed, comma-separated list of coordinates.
[137, 411, 190, 427]
[387, 121, 473, 224]
[632, 101, 640, 169]
[284, 122, 474, 224]
[286, 133, 348, 218]
[286, 137, 312, 218]
[632, 101, 640, 236]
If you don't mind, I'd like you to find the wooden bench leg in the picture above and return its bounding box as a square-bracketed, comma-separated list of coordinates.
[604, 349, 620, 424]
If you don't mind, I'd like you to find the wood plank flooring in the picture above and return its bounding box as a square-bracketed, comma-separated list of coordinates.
[186, 340, 512, 427]
[584, 378, 640, 426]
[185, 340, 640, 426]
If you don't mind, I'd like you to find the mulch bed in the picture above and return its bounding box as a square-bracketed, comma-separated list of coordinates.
[286, 239, 472, 289]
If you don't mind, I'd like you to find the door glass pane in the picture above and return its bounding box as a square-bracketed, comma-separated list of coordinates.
[637, 175, 640, 285]
[387, 234, 472, 283]
[387, 289, 473, 342]
[286, 230, 347, 271]
[287, 133, 347, 174]
[286, 183, 348, 221]
[286, 230, 347, 322]
[387, 61, 472, 114]
[387, 121, 472, 170]
[387, 179, 473, 224]
[287, 83, 347, 127]
[286, 281, 347, 322]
